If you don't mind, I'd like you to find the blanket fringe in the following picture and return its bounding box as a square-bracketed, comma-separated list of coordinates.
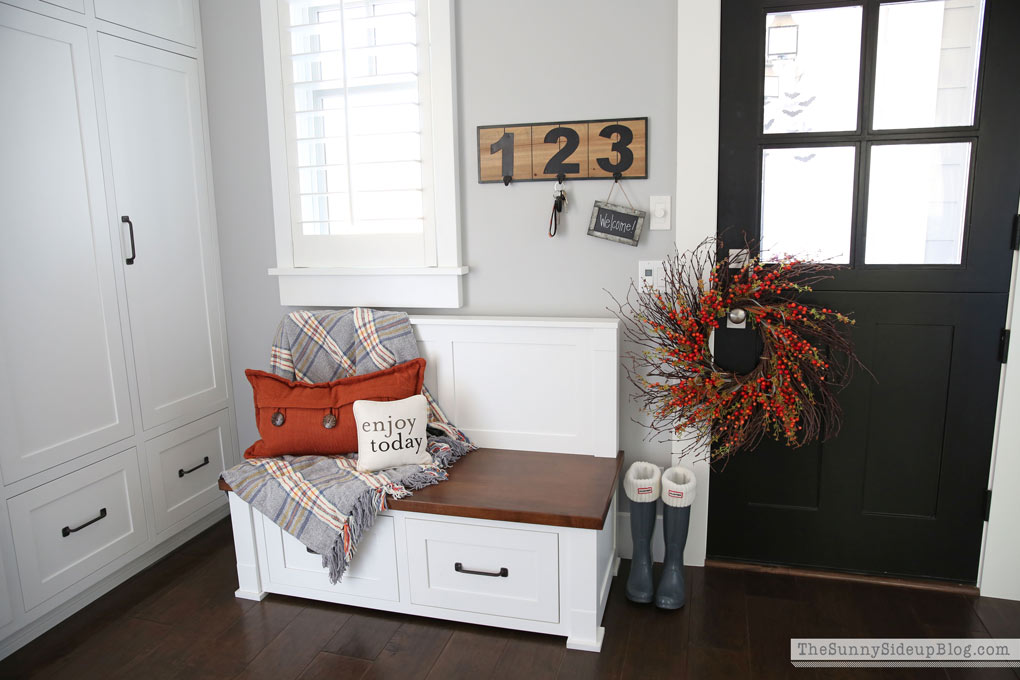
[427, 434, 474, 469]
[320, 433, 473, 584]
[324, 485, 381, 584]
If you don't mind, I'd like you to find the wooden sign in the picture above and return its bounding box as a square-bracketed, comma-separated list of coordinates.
[478, 117, 647, 183]
[588, 201, 646, 246]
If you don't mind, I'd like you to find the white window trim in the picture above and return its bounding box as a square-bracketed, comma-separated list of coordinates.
[259, 0, 466, 308]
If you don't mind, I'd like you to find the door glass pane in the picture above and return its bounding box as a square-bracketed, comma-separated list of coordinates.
[761, 146, 856, 263]
[865, 142, 971, 264]
[763, 6, 863, 134]
[873, 0, 984, 130]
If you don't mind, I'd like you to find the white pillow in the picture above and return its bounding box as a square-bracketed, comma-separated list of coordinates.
[353, 394, 431, 472]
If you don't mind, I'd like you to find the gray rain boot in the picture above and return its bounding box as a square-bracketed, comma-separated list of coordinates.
[655, 466, 696, 610]
[623, 462, 661, 603]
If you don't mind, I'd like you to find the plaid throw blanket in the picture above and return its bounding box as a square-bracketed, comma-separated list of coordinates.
[222, 309, 474, 583]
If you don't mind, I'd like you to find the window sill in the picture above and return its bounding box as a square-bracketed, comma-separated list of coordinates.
[268, 266, 469, 308]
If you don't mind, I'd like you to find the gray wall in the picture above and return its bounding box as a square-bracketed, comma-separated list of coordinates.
[200, 0, 679, 476]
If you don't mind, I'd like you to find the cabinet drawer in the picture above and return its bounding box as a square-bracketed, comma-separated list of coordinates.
[8, 449, 147, 610]
[405, 518, 559, 623]
[145, 410, 231, 534]
[261, 514, 398, 602]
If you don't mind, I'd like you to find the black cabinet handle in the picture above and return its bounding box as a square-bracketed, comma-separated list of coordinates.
[454, 562, 508, 578]
[122, 216, 136, 265]
[178, 456, 210, 478]
[62, 508, 107, 538]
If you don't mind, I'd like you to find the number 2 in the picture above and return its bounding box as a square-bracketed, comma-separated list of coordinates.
[543, 127, 580, 175]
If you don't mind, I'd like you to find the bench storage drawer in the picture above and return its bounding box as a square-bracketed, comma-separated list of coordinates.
[405, 518, 559, 623]
[7, 448, 148, 610]
[260, 513, 399, 602]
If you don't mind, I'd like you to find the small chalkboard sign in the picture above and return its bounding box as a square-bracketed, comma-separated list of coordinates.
[587, 201, 646, 246]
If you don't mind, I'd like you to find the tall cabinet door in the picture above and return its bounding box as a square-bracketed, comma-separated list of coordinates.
[0, 6, 134, 483]
[98, 35, 228, 431]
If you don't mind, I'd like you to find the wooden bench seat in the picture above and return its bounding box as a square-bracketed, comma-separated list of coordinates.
[219, 448, 623, 530]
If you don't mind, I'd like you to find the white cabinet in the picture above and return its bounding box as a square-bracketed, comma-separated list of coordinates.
[145, 410, 232, 535]
[0, 549, 12, 630]
[94, 0, 196, 47]
[0, 5, 134, 483]
[0, 0, 234, 659]
[8, 448, 148, 611]
[42, 0, 84, 12]
[99, 34, 229, 431]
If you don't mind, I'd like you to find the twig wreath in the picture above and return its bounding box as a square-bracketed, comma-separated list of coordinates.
[612, 238, 864, 463]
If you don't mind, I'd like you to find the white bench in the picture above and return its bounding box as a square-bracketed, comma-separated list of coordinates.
[223, 317, 621, 652]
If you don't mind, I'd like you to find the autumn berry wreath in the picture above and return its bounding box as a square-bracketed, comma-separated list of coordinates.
[614, 238, 863, 462]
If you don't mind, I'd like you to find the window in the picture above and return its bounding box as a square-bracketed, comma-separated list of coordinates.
[758, 0, 985, 266]
[261, 0, 465, 307]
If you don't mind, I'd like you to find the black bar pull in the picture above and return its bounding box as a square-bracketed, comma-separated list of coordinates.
[62, 508, 108, 538]
[122, 216, 136, 265]
[454, 562, 508, 578]
[178, 456, 210, 478]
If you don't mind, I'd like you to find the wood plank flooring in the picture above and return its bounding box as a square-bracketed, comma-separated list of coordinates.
[1, 519, 1018, 680]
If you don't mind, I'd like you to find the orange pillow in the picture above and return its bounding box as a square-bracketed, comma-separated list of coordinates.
[243, 358, 426, 459]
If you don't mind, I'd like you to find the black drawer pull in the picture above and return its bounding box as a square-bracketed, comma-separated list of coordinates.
[454, 562, 508, 578]
[178, 456, 210, 478]
[121, 216, 136, 265]
[61, 508, 107, 538]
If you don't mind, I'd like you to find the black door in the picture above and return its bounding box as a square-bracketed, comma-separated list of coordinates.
[710, 0, 1020, 582]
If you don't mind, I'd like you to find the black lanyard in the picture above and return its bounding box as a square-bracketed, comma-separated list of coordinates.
[549, 177, 566, 238]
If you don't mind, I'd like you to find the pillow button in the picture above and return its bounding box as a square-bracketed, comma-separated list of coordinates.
[270, 411, 285, 427]
[322, 413, 337, 429]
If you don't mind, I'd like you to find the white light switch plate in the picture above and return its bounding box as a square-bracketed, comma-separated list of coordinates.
[649, 196, 671, 230]
[639, 260, 665, 290]
[728, 248, 749, 268]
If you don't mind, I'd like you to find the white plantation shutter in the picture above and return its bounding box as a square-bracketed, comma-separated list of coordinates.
[280, 0, 435, 267]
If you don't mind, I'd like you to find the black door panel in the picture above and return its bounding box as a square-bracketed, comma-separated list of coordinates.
[710, 293, 1005, 581]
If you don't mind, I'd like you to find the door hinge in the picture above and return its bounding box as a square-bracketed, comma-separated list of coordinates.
[984, 489, 993, 522]
[999, 329, 1011, 363]
[1012, 215, 1020, 251]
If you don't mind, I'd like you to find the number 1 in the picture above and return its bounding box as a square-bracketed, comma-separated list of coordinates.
[490, 131, 514, 178]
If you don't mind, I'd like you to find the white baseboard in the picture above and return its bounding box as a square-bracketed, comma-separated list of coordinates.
[616, 510, 704, 566]
[0, 504, 230, 660]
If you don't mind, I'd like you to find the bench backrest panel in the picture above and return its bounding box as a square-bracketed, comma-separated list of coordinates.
[409, 317, 620, 458]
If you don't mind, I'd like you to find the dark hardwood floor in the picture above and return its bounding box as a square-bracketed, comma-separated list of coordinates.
[1, 519, 1018, 680]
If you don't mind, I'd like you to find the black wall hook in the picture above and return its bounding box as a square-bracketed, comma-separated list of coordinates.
[556, 173, 566, 183]
[613, 171, 622, 182]
[502, 175, 512, 186]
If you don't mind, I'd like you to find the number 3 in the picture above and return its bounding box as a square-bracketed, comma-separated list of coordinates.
[596, 124, 634, 174]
